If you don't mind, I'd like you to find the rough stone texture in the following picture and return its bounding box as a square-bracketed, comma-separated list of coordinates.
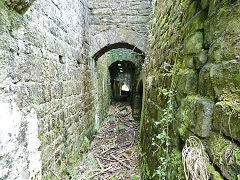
[93, 54, 111, 130]
[213, 102, 240, 143]
[0, 99, 41, 179]
[140, 0, 240, 179]
[108, 48, 139, 65]
[199, 60, 240, 99]
[176, 96, 214, 138]
[184, 31, 204, 54]
[184, 10, 207, 36]
[176, 69, 198, 96]
[88, 0, 151, 59]
[0, 0, 110, 179]
[207, 133, 240, 180]
[205, 0, 240, 63]
[1, 0, 240, 179]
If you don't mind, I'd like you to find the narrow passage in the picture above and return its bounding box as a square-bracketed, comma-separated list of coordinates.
[73, 103, 140, 179]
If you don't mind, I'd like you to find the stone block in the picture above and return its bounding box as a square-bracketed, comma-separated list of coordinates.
[208, 36, 240, 63]
[176, 69, 198, 95]
[184, 32, 204, 54]
[186, 1, 200, 21]
[208, 0, 221, 17]
[183, 51, 208, 70]
[210, 60, 240, 99]
[182, 55, 195, 69]
[199, 60, 240, 100]
[184, 10, 207, 36]
[201, 0, 209, 10]
[199, 63, 216, 98]
[205, 1, 240, 51]
[194, 50, 208, 69]
[207, 133, 240, 180]
[213, 102, 240, 142]
[176, 95, 214, 138]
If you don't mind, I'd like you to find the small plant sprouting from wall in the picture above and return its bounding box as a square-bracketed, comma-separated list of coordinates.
[182, 136, 209, 180]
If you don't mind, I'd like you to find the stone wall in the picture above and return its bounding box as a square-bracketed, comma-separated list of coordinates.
[88, 0, 151, 59]
[93, 54, 111, 130]
[0, 0, 109, 179]
[2, 0, 239, 179]
[140, 0, 240, 179]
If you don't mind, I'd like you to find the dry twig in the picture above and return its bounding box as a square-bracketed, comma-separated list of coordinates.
[110, 154, 132, 170]
[89, 166, 113, 179]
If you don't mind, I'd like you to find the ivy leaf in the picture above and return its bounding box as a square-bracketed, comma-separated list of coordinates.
[160, 157, 165, 161]
[156, 134, 161, 139]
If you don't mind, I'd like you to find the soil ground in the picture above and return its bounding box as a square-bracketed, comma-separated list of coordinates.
[67, 103, 141, 180]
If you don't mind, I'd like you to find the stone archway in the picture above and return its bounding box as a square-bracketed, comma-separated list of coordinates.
[92, 40, 145, 117]
[93, 41, 145, 61]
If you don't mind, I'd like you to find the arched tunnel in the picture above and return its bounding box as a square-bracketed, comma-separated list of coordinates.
[94, 45, 145, 121]
[109, 60, 135, 102]
[1, 0, 240, 179]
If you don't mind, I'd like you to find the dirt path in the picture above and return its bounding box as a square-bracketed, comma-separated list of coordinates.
[70, 103, 141, 180]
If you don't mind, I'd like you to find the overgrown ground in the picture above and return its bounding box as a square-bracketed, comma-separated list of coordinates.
[67, 103, 141, 179]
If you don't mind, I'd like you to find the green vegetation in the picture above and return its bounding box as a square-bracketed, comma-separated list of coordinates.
[219, 90, 240, 118]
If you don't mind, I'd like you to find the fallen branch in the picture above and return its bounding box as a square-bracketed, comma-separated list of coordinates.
[95, 155, 103, 169]
[97, 155, 116, 162]
[110, 154, 131, 170]
[89, 166, 112, 179]
[100, 146, 117, 155]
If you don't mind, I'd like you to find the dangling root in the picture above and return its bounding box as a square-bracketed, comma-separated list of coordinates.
[182, 136, 209, 180]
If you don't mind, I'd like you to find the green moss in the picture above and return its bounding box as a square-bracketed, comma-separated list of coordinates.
[234, 148, 240, 166]
[184, 10, 207, 36]
[169, 149, 185, 180]
[132, 176, 139, 180]
[208, 164, 224, 180]
[140, 156, 152, 180]
[207, 133, 240, 179]
[234, 73, 240, 88]
[79, 136, 90, 153]
[178, 123, 189, 141]
[218, 7, 227, 16]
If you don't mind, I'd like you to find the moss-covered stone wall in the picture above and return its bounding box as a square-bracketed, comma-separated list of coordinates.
[140, 0, 240, 179]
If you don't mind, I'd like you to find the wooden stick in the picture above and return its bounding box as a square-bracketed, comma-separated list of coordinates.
[89, 166, 112, 179]
[110, 154, 131, 170]
[100, 146, 117, 155]
[95, 155, 103, 170]
[97, 155, 116, 162]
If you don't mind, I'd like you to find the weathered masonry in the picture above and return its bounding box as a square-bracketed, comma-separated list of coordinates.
[0, 0, 240, 179]
[0, 0, 150, 179]
[140, 0, 240, 179]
